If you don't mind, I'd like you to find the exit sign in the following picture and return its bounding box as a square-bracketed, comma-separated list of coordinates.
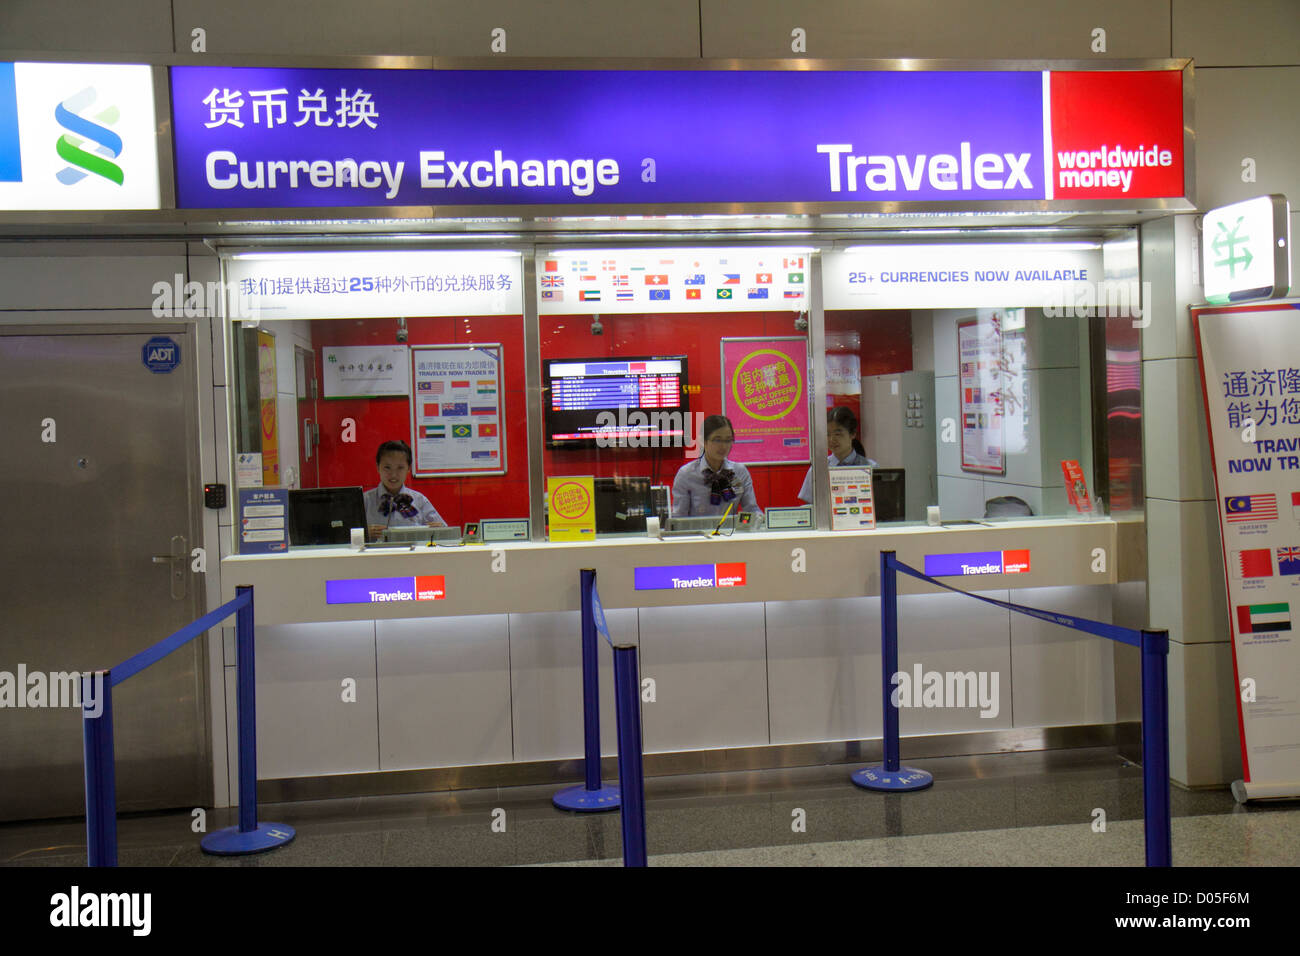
[1202, 194, 1291, 304]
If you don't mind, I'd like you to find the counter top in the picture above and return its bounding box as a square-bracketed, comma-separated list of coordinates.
[222, 516, 1141, 625]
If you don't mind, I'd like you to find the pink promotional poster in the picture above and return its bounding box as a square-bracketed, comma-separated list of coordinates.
[721, 337, 810, 465]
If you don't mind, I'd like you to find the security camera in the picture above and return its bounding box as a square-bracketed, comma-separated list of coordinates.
[396, 316, 408, 343]
[590, 315, 604, 336]
[794, 311, 809, 332]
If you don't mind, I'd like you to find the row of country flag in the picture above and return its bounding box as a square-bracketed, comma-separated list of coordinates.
[1232, 546, 1300, 578]
[1224, 492, 1300, 523]
[542, 257, 808, 272]
[540, 272, 805, 286]
[542, 287, 805, 303]
[420, 423, 497, 439]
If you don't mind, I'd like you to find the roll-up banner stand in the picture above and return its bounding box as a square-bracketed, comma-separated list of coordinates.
[1194, 299, 1300, 802]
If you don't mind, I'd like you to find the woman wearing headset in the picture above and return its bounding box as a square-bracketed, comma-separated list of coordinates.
[671, 414, 762, 517]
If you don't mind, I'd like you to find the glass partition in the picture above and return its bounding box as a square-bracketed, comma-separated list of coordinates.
[224, 249, 526, 552]
[822, 242, 1108, 525]
[536, 247, 815, 538]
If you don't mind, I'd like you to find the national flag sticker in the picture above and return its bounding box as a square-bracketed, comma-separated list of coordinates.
[1278, 546, 1300, 576]
[649, 289, 670, 301]
[716, 289, 733, 299]
[1232, 548, 1273, 578]
[1236, 602, 1291, 633]
[1225, 494, 1278, 522]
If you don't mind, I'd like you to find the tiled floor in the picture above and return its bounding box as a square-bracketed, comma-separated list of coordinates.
[2, 748, 1297, 867]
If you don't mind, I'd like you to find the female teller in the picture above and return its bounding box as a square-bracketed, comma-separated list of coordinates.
[671, 414, 761, 517]
[798, 405, 878, 503]
[365, 439, 447, 539]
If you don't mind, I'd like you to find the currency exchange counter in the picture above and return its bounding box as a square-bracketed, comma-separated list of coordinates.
[220, 516, 1143, 797]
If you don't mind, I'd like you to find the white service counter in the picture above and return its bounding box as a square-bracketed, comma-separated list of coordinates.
[217, 518, 1142, 787]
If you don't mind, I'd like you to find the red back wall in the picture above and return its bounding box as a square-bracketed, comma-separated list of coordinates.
[308, 307, 914, 523]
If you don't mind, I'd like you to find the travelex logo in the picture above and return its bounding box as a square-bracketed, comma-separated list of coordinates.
[326, 575, 446, 604]
[923, 549, 1031, 577]
[634, 562, 747, 591]
[54, 85, 123, 185]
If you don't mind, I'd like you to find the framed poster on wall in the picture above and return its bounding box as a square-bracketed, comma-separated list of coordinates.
[720, 336, 811, 465]
[410, 344, 506, 477]
[957, 316, 1006, 475]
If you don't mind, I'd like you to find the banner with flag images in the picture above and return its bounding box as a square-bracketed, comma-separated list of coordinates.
[1193, 301, 1300, 800]
[411, 343, 505, 477]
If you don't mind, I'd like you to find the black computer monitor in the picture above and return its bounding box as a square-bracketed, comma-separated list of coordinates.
[872, 468, 906, 523]
[594, 477, 652, 533]
[288, 486, 367, 546]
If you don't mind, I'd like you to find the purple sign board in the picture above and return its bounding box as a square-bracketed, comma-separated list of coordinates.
[170, 67, 1045, 208]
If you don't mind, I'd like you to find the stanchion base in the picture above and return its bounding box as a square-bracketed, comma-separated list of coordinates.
[850, 766, 934, 792]
[552, 784, 621, 812]
[200, 822, 296, 856]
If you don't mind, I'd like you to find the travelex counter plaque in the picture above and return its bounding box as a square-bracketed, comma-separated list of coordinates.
[924, 550, 1031, 577]
[634, 563, 747, 591]
[326, 575, 446, 604]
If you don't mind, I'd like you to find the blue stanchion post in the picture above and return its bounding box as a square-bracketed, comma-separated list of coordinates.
[554, 569, 621, 811]
[82, 670, 117, 867]
[1140, 628, 1172, 867]
[201, 586, 296, 855]
[612, 644, 648, 867]
[852, 551, 934, 793]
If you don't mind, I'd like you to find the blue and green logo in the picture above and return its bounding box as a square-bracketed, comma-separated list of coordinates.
[0, 63, 20, 182]
[54, 86, 122, 185]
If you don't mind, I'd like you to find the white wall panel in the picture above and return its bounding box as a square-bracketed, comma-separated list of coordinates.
[1009, 585, 1114, 727]
[637, 603, 769, 753]
[253, 621, 379, 777]
[1194, 68, 1300, 212]
[1174, 0, 1300, 67]
[766, 597, 880, 744]
[0, 0, 174, 53]
[507, 609, 624, 762]
[376, 615, 512, 770]
[702, 0, 1170, 60]
[894, 590, 1014, 734]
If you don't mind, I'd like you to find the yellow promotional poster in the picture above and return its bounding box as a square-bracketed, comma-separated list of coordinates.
[547, 476, 596, 542]
[257, 330, 280, 486]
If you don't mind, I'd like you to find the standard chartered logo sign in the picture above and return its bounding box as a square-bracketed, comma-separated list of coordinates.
[55, 87, 123, 185]
[0, 62, 157, 210]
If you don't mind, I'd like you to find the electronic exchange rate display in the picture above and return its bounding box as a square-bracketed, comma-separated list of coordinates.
[545, 356, 687, 447]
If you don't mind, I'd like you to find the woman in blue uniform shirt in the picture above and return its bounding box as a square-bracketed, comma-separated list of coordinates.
[671, 415, 762, 517]
[798, 406, 877, 503]
[364, 439, 446, 539]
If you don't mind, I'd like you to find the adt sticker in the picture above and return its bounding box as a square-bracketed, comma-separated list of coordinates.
[142, 335, 180, 373]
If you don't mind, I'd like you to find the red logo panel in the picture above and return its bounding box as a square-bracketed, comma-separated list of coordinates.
[1049, 71, 1184, 199]
[715, 562, 747, 587]
[415, 575, 446, 600]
